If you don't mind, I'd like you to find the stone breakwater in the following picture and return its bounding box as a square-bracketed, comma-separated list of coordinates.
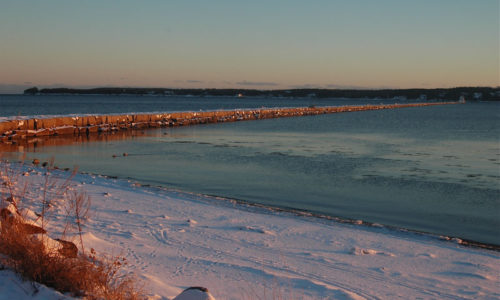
[0, 102, 457, 141]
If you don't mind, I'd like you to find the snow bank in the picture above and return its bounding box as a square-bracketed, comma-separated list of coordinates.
[0, 269, 72, 300]
[2, 165, 499, 299]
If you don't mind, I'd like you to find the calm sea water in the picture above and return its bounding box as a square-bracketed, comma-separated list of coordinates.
[0, 94, 397, 118]
[1, 95, 499, 245]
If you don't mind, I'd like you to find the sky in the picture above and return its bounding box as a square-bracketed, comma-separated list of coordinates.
[0, 0, 498, 93]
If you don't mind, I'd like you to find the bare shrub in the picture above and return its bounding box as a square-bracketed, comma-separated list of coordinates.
[0, 159, 145, 299]
[63, 190, 92, 255]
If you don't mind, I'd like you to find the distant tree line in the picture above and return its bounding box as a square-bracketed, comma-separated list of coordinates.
[23, 86, 500, 101]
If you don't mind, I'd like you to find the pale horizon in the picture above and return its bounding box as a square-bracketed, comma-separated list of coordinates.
[1, 0, 499, 94]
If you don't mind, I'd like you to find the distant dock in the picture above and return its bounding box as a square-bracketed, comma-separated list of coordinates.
[0, 102, 458, 142]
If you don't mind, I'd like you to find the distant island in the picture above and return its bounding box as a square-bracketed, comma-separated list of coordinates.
[23, 86, 499, 101]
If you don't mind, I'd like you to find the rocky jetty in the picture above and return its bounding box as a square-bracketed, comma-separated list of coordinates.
[0, 102, 457, 141]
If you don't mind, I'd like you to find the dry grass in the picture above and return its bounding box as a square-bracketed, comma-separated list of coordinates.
[0, 159, 145, 299]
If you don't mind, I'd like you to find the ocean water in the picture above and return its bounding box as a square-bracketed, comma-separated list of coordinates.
[0, 94, 397, 118]
[1, 95, 499, 245]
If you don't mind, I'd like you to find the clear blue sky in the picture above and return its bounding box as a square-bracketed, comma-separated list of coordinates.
[0, 0, 498, 93]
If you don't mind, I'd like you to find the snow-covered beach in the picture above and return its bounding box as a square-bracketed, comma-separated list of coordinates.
[2, 165, 498, 299]
[2, 0, 499, 297]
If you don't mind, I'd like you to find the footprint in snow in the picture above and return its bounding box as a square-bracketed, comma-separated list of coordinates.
[370, 267, 387, 274]
[350, 247, 395, 257]
[452, 261, 491, 272]
[437, 271, 491, 280]
[117, 230, 135, 239]
[238, 226, 275, 235]
[416, 253, 437, 258]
